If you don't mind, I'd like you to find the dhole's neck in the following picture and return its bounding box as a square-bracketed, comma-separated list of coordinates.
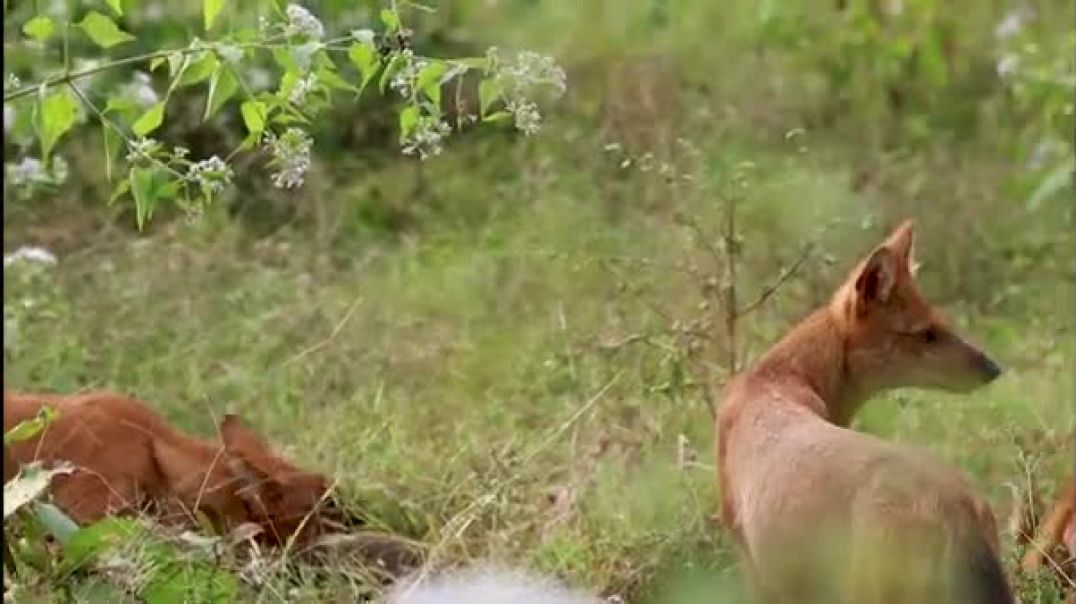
[748, 307, 868, 426]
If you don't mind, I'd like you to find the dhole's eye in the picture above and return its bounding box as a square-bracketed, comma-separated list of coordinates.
[920, 327, 939, 343]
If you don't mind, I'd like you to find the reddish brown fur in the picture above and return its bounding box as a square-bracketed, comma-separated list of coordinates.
[716, 221, 1010, 602]
[1022, 478, 1075, 587]
[3, 391, 343, 547]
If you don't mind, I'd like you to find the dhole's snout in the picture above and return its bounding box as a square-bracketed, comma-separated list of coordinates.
[948, 338, 1003, 392]
[972, 350, 1003, 383]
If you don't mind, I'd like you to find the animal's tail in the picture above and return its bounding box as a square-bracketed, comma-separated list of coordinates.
[386, 564, 601, 604]
[956, 529, 1017, 604]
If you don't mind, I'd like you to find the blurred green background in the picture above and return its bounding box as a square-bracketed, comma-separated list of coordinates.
[4, 0, 1073, 601]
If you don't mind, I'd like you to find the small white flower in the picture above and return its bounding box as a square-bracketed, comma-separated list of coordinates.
[5, 73, 21, 91]
[145, 2, 165, 21]
[995, 9, 1032, 39]
[6, 157, 47, 186]
[187, 155, 233, 195]
[292, 41, 323, 73]
[401, 117, 452, 159]
[285, 4, 325, 39]
[217, 45, 244, 65]
[508, 100, 542, 136]
[4, 105, 14, 133]
[289, 73, 317, 105]
[350, 29, 375, 45]
[3, 246, 57, 268]
[247, 68, 272, 91]
[996, 54, 1020, 78]
[263, 128, 313, 189]
[173, 146, 190, 159]
[122, 71, 159, 107]
[389, 51, 422, 99]
[45, 0, 68, 18]
[125, 138, 161, 162]
[51, 156, 68, 184]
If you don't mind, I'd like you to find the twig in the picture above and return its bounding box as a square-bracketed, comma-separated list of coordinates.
[399, 372, 622, 595]
[283, 295, 365, 367]
[737, 241, 816, 316]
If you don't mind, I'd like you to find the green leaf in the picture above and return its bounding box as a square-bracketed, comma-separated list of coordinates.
[22, 16, 55, 41]
[204, 66, 239, 120]
[149, 55, 168, 72]
[239, 100, 267, 137]
[1027, 163, 1072, 210]
[315, 65, 356, 93]
[380, 8, 401, 32]
[36, 89, 79, 160]
[478, 77, 501, 116]
[347, 42, 380, 95]
[62, 517, 142, 570]
[203, 0, 224, 30]
[129, 166, 167, 230]
[108, 177, 130, 205]
[177, 53, 219, 87]
[482, 110, 512, 123]
[4, 406, 57, 446]
[33, 502, 80, 544]
[105, 0, 123, 16]
[142, 560, 238, 604]
[4, 462, 74, 519]
[415, 60, 447, 106]
[77, 11, 135, 49]
[132, 101, 166, 137]
[399, 105, 419, 139]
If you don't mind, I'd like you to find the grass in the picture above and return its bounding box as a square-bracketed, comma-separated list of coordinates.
[5, 155, 1072, 600]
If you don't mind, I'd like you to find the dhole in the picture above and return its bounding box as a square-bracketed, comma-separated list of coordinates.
[1022, 477, 1074, 596]
[3, 390, 348, 547]
[716, 221, 1012, 603]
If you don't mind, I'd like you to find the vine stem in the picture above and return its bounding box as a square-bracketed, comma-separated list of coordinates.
[3, 34, 352, 104]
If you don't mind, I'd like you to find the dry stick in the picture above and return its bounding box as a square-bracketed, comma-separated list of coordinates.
[737, 241, 816, 316]
[283, 295, 366, 367]
[397, 372, 622, 597]
[722, 194, 739, 374]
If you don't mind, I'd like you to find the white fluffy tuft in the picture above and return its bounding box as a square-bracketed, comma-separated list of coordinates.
[386, 564, 601, 604]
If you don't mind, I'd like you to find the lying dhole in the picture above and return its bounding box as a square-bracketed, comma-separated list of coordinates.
[4, 390, 349, 547]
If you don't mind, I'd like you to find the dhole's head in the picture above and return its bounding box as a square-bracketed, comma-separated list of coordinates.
[831, 220, 1002, 397]
[220, 415, 356, 547]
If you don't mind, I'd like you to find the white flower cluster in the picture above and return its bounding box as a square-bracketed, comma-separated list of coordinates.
[390, 51, 427, 99]
[285, 4, 325, 40]
[120, 72, 159, 108]
[401, 117, 452, 159]
[263, 128, 313, 189]
[5, 156, 68, 187]
[289, 73, 318, 105]
[3, 246, 57, 268]
[187, 156, 234, 195]
[489, 48, 568, 99]
[994, 8, 1033, 40]
[125, 137, 163, 162]
[486, 48, 568, 137]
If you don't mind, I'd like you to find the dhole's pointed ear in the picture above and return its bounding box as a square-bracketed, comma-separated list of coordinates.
[227, 455, 274, 499]
[851, 246, 898, 310]
[882, 219, 916, 266]
[221, 414, 274, 457]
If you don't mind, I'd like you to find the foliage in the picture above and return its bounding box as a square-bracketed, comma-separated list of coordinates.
[4, 1, 566, 228]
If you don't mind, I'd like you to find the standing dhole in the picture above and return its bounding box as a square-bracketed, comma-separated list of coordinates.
[4, 390, 349, 547]
[716, 220, 1012, 603]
